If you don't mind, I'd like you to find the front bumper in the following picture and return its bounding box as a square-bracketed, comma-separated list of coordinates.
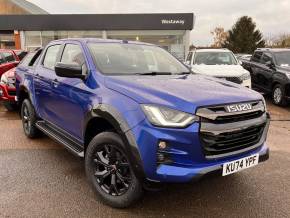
[0, 84, 16, 102]
[156, 145, 269, 183]
[130, 112, 270, 183]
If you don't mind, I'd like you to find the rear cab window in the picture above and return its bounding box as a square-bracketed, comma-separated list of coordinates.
[19, 49, 43, 67]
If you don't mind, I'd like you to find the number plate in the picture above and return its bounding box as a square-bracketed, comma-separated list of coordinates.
[222, 154, 259, 176]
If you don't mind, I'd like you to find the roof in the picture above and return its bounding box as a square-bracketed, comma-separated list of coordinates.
[256, 48, 290, 52]
[10, 0, 48, 14]
[50, 38, 155, 46]
[195, 49, 231, 53]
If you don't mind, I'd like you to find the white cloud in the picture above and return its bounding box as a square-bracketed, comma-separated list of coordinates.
[28, 0, 290, 46]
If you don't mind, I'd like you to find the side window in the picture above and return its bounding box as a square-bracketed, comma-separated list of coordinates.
[2, 52, 16, 62]
[43, 45, 61, 70]
[19, 53, 35, 67]
[61, 44, 85, 66]
[251, 51, 263, 63]
[261, 53, 273, 64]
[0, 53, 6, 65]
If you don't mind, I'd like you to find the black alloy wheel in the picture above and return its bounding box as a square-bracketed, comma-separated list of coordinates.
[85, 132, 143, 208]
[92, 144, 132, 196]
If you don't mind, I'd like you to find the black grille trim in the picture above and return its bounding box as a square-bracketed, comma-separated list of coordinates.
[201, 124, 265, 156]
[197, 101, 269, 159]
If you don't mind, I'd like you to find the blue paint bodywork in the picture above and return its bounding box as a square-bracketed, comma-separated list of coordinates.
[15, 38, 269, 183]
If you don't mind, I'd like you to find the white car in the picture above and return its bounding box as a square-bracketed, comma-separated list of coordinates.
[185, 49, 251, 88]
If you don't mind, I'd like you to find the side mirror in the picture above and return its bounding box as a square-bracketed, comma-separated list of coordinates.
[55, 62, 85, 79]
[238, 60, 243, 65]
[265, 61, 275, 69]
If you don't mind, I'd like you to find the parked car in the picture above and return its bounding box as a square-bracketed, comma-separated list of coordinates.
[16, 39, 270, 208]
[0, 49, 27, 77]
[185, 49, 251, 88]
[0, 51, 39, 111]
[241, 48, 290, 106]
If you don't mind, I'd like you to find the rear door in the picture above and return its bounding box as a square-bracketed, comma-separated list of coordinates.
[250, 51, 263, 87]
[34, 44, 62, 122]
[258, 52, 275, 91]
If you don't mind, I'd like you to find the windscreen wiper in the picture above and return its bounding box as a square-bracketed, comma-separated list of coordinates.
[174, 71, 192, 75]
[136, 72, 173, 75]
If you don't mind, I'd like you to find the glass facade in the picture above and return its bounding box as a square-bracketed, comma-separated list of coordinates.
[0, 31, 15, 49]
[23, 30, 187, 60]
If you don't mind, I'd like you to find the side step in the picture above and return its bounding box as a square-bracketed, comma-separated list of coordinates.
[36, 121, 84, 158]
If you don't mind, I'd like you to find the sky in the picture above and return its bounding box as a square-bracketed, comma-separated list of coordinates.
[28, 0, 290, 46]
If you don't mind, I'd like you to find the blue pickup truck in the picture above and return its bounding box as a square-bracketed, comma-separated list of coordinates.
[16, 38, 270, 208]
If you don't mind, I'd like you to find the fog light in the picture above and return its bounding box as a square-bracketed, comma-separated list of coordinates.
[0, 89, 3, 97]
[158, 141, 167, 150]
[157, 153, 165, 162]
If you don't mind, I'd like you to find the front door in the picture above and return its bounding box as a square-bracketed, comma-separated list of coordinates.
[49, 43, 91, 140]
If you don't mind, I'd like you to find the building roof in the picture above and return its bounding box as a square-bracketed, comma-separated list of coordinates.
[10, 0, 48, 14]
[0, 13, 194, 31]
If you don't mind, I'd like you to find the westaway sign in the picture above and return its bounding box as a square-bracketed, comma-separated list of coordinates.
[161, 19, 185, 25]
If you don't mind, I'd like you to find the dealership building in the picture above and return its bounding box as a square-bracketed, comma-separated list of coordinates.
[0, 0, 194, 60]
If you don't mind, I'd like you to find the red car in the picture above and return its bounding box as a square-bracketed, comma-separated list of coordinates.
[0, 67, 17, 111]
[0, 50, 35, 111]
[0, 49, 21, 77]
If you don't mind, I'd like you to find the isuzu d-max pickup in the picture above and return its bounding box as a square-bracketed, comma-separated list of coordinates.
[16, 38, 270, 208]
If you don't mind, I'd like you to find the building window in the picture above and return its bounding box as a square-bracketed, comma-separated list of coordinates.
[24, 31, 41, 51]
[107, 30, 185, 60]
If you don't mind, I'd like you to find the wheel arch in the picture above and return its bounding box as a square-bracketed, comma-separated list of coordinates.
[83, 104, 145, 180]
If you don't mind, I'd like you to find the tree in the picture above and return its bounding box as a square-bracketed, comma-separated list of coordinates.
[272, 33, 290, 48]
[211, 27, 228, 48]
[223, 16, 265, 53]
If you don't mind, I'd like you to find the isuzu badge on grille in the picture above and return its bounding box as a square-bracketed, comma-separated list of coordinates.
[226, 103, 252, 113]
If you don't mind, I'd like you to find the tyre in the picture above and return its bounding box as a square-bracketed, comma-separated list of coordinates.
[21, 99, 41, 138]
[85, 132, 143, 208]
[272, 84, 288, 106]
[3, 102, 18, 111]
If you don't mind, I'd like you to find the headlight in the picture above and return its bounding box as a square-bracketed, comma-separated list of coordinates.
[141, 105, 199, 128]
[286, 73, 290, 79]
[262, 97, 267, 112]
[240, 72, 251, 81]
[0, 74, 8, 85]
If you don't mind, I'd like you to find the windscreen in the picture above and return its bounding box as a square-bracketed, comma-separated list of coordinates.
[274, 51, 290, 66]
[88, 43, 190, 75]
[194, 52, 238, 65]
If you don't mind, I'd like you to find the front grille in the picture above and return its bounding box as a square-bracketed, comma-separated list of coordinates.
[201, 124, 265, 156]
[8, 90, 16, 96]
[197, 101, 268, 158]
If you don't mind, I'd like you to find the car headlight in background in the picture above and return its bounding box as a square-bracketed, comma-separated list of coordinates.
[0, 74, 8, 85]
[262, 97, 267, 112]
[286, 73, 290, 80]
[240, 72, 251, 81]
[141, 105, 199, 128]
